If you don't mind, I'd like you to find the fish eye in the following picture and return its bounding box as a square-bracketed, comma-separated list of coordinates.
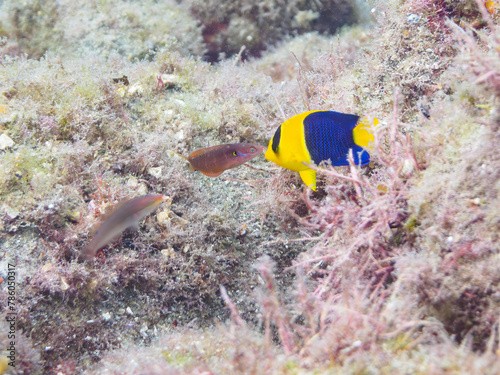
[250, 147, 255, 152]
[233, 151, 238, 156]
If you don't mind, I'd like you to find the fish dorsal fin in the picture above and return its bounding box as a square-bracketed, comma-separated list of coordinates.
[305, 111, 359, 130]
[299, 168, 317, 191]
[189, 146, 215, 160]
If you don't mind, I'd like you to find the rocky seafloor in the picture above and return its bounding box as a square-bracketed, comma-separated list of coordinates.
[0, 0, 499, 373]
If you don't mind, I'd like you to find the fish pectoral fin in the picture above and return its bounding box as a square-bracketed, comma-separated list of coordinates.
[200, 170, 224, 177]
[299, 168, 317, 191]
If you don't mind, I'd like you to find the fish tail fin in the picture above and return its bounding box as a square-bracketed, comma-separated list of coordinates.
[167, 150, 194, 170]
[353, 116, 378, 148]
[167, 150, 190, 162]
[299, 168, 317, 191]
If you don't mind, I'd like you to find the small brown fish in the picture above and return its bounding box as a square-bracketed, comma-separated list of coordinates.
[187, 143, 264, 177]
[79, 194, 165, 261]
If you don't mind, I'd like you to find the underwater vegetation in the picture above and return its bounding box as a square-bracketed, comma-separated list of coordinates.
[0, 0, 499, 373]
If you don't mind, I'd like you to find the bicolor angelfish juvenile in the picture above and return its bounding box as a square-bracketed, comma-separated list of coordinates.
[265, 110, 375, 190]
[187, 143, 265, 177]
[79, 194, 165, 261]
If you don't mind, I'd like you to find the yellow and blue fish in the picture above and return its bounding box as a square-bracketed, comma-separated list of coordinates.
[265, 110, 375, 190]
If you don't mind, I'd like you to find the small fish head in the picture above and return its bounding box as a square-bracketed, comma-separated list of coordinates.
[232, 144, 265, 158]
[219, 143, 264, 171]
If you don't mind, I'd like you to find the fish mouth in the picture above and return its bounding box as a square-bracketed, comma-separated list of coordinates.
[240, 145, 265, 157]
[253, 145, 265, 154]
[253, 145, 265, 155]
[156, 195, 168, 203]
[142, 194, 166, 209]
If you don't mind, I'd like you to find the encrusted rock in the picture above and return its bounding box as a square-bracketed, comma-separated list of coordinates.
[0, 133, 14, 150]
